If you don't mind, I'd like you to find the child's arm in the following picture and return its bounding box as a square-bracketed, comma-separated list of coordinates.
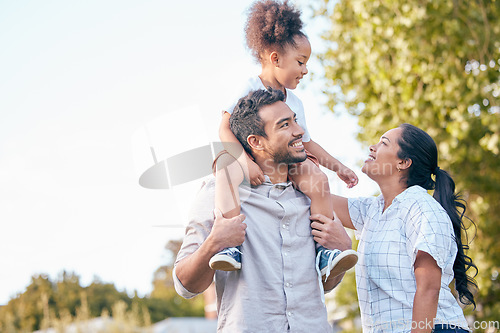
[220, 112, 265, 185]
[303, 140, 358, 188]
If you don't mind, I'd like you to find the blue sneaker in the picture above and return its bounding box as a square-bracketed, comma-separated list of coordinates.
[317, 248, 358, 281]
[209, 247, 242, 271]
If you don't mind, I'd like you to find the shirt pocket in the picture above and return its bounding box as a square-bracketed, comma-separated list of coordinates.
[295, 220, 312, 237]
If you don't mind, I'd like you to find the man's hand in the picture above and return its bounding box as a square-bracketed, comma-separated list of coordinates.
[310, 212, 352, 251]
[175, 209, 246, 295]
[209, 208, 247, 252]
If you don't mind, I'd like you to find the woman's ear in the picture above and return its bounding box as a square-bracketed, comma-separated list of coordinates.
[398, 158, 412, 171]
[247, 135, 264, 151]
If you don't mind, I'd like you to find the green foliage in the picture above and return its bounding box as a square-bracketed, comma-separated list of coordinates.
[313, 0, 500, 329]
[149, 265, 205, 321]
[84, 278, 132, 318]
[0, 240, 204, 331]
[0, 272, 133, 332]
[329, 238, 361, 332]
[0, 274, 53, 332]
[148, 239, 205, 321]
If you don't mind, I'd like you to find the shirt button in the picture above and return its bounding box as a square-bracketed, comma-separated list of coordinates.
[284, 252, 288, 256]
[286, 282, 290, 287]
[288, 311, 292, 316]
[282, 224, 286, 229]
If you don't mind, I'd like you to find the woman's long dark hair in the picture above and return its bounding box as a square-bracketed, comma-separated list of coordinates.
[397, 123, 478, 308]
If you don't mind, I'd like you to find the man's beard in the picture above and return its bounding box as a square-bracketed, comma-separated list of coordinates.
[272, 146, 307, 165]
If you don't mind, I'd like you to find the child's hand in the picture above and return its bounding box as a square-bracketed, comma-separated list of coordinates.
[247, 159, 265, 186]
[337, 164, 358, 188]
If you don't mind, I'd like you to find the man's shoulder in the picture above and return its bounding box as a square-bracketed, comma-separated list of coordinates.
[191, 176, 216, 200]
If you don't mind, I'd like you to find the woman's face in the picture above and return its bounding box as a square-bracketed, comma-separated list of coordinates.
[362, 127, 403, 180]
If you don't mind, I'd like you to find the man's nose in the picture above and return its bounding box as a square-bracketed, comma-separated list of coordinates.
[293, 122, 305, 137]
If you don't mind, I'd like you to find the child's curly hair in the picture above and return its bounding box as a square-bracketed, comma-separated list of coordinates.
[245, 0, 306, 62]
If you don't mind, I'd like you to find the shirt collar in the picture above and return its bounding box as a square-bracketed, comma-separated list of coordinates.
[263, 175, 292, 186]
[376, 185, 426, 208]
[393, 185, 426, 203]
[248, 175, 294, 197]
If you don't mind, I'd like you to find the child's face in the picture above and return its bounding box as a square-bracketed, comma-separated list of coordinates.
[276, 35, 311, 90]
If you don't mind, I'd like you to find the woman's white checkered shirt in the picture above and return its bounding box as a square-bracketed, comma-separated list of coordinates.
[349, 185, 470, 333]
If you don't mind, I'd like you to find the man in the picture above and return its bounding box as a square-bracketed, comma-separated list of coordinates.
[173, 88, 352, 332]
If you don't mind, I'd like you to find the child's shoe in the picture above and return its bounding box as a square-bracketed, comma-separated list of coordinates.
[317, 248, 358, 281]
[209, 247, 242, 271]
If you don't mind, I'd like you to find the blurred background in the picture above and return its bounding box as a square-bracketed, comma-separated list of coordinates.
[0, 0, 498, 332]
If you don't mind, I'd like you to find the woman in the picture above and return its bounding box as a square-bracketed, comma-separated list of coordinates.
[314, 124, 477, 332]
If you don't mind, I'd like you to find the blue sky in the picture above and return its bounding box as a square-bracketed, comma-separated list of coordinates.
[0, 0, 376, 304]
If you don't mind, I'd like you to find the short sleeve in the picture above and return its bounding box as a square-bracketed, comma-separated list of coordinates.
[348, 197, 377, 238]
[172, 266, 199, 299]
[405, 200, 453, 269]
[224, 77, 261, 115]
[225, 98, 239, 115]
[284, 91, 310, 142]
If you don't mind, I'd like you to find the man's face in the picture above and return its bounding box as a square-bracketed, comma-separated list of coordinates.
[258, 101, 307, 164]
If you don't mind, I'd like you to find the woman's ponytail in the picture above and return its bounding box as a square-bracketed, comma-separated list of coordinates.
[433, 167, 478, 309]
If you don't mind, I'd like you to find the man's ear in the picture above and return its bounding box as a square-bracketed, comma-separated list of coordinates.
[398, 158, 412, 171]
[247, 135, 264, 151]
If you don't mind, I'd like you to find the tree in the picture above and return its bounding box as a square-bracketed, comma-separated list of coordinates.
[0, 239, 207, 331]
[312, 0, 500, 328]
[85, 277, 132, 317]
[148, 239, 205, 322]
[0, 272, 132, 332]
[0, 274, 53, 332]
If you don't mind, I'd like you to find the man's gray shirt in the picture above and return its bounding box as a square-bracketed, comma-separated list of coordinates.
[173, 176, 332, 333]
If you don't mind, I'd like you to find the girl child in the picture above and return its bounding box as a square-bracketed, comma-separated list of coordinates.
[210, 0, 359, 281]
[327, 123, 477, 332]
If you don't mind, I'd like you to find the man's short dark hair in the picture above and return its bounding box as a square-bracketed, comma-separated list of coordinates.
[229, 87, 285, 154]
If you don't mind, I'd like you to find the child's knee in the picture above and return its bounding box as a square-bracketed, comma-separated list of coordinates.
[215, 154, 244, 184]
[215, 153, 237, 170]
[293, 169, 330, 196]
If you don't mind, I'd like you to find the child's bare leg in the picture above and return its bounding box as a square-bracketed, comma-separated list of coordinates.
[289, 159, 333, 220]
[211, 152, 245, 271]
[289, 159, 357, 280]
[215, 153, 244, 218]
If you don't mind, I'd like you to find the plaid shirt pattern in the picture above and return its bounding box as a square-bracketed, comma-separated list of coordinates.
[348, 185, 470, 332]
